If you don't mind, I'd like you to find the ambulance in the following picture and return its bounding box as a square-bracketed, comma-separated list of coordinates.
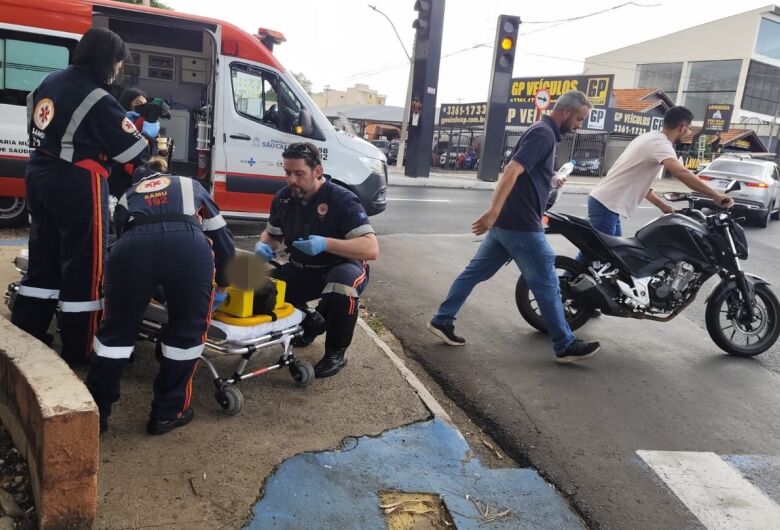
[0, 0, 388, 227]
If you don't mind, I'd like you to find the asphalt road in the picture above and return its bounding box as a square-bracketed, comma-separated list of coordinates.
[366, 184, 780, 529]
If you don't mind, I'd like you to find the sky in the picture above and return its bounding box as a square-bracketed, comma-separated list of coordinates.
[165, 0, 774, 107]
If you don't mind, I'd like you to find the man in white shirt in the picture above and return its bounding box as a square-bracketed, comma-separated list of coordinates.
[587, 106, 734, 237]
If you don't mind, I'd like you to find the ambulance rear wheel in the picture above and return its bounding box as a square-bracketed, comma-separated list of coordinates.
[0, 197, 27, 228]
[290, 360, 314, 387]
[216, 386, 244, 415]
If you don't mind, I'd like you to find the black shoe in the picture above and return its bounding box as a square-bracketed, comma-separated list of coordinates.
[426, 321, 466, 346]
[314, 349, 347, 378]
[146, 407, 194, 435]
[555, 340, 600, 364]
[294, 309, 326, 347]
[589, 308, 602, 318]
[99, 415, 108, 434]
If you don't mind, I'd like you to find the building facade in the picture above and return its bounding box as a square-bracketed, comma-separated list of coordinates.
[311, 83, 387, 108]
[583, 4, 780, 137]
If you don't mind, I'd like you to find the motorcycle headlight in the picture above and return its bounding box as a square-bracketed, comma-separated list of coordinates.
[359, 156, 385, 175]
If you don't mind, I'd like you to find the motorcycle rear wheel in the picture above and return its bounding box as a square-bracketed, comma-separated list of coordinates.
[515, 256, 591, 333]
[705, 283, 780, 357]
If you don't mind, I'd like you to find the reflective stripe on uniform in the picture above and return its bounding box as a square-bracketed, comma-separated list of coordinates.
[59, 299, 104, 312]
[266, 223, 283, 236]
[345, 225, 375, 239]
[202, 215, 226, 231]
[322, 282, 360, 298]
[119, 194, 129, 209]
[93, 337, 134, 359]
[60, 88, 108, 162]
[113, 137, 148, 163]
[17, 285, 60, 299]
[161, 342, 204, 361]
[179, 177, 196, 215]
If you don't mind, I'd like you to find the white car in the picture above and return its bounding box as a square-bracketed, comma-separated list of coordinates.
[694, 156, 780, 228]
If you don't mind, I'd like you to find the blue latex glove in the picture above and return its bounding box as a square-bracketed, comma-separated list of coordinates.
[254, 242, 275, 261]
[213, 290, 229, 310]
[292, 235, 328, 256]
[142, 120, 160, 139]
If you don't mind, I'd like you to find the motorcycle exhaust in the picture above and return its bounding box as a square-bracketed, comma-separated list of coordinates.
[570, 274, 623, 315]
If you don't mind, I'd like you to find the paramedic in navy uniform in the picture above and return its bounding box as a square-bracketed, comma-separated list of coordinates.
[86, 157, 236, 435]
[256, 142, 379, 379]
[11, 28, 149, 365]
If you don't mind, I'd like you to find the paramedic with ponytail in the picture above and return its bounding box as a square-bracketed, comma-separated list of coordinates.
[11, 28, 149, 366]
[86, 157, 235, 435]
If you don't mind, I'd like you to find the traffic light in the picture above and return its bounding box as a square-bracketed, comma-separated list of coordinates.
[494, 17, 518, 73]
[478, 15, 521, 182]
[413, 0, 431, 36]
[405, 0, 445, 178]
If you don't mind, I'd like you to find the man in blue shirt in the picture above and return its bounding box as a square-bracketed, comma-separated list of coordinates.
[427, 91, 600, 363]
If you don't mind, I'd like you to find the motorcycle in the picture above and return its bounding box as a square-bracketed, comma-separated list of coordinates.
[515, 181, 780, 357]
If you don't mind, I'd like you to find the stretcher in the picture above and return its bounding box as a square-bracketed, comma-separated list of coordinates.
[5, 251, 314, 416]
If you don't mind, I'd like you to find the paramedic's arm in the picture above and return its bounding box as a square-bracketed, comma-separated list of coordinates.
[472, 161, 525, 236]
[662, 158, 734, 207]
[325, 233, 379, 261]
[260, 229, 283, 249]
[645, 189, 675, 214]
[197, 188, 236, 287]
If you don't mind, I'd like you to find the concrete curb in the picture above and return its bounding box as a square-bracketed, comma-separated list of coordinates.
[357, 318, 452, 422]
[0, 316, 98, 529]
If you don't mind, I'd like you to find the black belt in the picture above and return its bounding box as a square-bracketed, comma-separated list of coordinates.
[125, 213, 201, 230]
[289, 257, 338, 270]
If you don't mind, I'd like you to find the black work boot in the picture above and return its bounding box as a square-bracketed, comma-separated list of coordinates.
[314, 349, 348, 378]
[146, 407, 194, 435]
[293, 309, 327, 347]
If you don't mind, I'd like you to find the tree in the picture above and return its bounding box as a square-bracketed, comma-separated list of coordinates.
[114, 0, 173, 9]
[292, 72, 313, 95]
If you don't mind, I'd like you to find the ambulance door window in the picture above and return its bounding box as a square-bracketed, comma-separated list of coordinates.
[0, 32, 73, 106]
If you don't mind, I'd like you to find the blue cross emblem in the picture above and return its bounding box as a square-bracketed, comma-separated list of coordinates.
[247, 158, 256, 167]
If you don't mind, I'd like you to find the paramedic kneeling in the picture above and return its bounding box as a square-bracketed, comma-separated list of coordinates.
[256, 142, 379, 379]
[86, 158, 235, 435]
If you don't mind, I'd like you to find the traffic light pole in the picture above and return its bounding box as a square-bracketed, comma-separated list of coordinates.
[405, 0, 446, 178]
[478, 15, 520, 182]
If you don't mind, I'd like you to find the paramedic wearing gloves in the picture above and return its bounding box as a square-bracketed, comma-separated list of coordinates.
[11, 28, 149, 366]
[256, 142, 379, 379]
[86, 157, 235, 435]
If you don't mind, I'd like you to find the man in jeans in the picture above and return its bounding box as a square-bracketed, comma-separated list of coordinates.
[427, 91, 600, 364]
[586, 106, 734, 238]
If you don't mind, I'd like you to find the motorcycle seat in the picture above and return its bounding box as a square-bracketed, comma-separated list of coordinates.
[597, 232, 647, 251]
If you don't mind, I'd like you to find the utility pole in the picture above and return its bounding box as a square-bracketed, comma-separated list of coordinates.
[368, 5, 413, 168]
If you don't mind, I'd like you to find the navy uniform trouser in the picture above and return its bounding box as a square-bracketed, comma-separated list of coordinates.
[85, 225, 215, 421]
[11, 160, 108, 363]
[272, 260, 369, 352]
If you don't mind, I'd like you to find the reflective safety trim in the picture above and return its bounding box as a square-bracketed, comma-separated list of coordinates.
[345, 224, 375, 239]
[113, 137, 148, 163]
[266, 224, 283, 236]
[17, 285, 60, 299]
[60, 88, 108, 162]
[322, 282, 359, 298]
[161, 342, 204, 361]
[119, 194, 128, 209]
[93, 337, 134, 359]
[202, 215, 227, 231]
[59, 299, 104, 312]
[180, 177, 196, 215]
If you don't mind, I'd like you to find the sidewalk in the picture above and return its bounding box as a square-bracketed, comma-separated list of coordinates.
[0, 243, 583, 529]
[387, 165, 688, 194]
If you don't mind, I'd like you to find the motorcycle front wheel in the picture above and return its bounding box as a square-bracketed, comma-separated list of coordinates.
[515, 256, 591, 333]
[705, 283, 780, 357]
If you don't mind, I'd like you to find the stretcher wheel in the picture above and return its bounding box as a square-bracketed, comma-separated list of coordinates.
[290, 360, 314, 387]
[215, 385, 244, 415]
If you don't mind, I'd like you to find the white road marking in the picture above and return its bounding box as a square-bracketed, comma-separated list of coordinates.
[638, 450, 780, 530]
[387, 198, 451, 203]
